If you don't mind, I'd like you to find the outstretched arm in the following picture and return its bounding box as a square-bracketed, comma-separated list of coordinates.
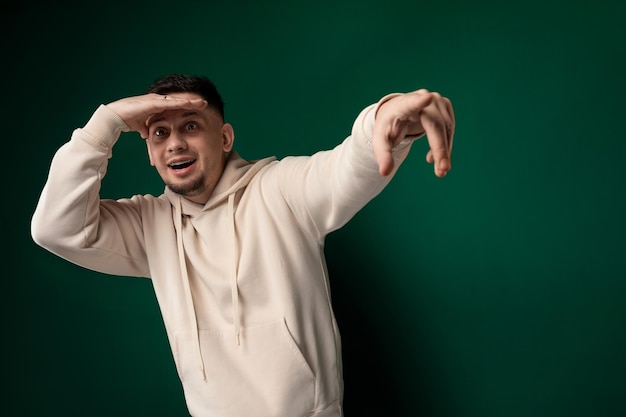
[270, 89, 455, 241]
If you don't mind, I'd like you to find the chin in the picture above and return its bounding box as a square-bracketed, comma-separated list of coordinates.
[167, 178, 206, 198]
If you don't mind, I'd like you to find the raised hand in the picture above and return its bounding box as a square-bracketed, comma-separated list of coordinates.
[106, 93, 207, 139]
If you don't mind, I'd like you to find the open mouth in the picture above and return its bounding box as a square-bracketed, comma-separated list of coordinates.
[168, 159, 196, 170]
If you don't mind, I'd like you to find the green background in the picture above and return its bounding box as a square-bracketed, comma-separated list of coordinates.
[4, 0, 625, 415]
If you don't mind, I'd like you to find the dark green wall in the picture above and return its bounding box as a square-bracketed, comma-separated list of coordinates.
[5, 0, 625, 415]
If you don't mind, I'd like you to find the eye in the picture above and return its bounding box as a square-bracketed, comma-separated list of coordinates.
[149, 127, 169, 143]
[185, 122, 198, 131]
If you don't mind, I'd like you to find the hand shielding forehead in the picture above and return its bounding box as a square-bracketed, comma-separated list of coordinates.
[146, 110, 205, 128]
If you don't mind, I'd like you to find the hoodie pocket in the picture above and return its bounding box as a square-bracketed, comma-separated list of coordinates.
[174, 319, 316, 417]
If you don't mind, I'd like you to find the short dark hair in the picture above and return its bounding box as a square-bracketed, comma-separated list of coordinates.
[146, 73, 225, 119]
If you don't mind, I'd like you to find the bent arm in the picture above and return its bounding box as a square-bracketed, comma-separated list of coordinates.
[31, 105, 150, 277]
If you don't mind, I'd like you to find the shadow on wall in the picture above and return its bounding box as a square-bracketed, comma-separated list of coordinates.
[326, 230, 442, 417]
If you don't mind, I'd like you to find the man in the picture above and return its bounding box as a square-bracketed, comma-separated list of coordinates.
[31, 73, 454, 416]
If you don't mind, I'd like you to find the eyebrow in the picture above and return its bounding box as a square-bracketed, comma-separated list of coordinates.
[147, 111, 201, 126]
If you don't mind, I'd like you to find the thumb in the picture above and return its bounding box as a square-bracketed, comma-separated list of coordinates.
[372, 126, 395, 176]
[372, 91, 434, 176]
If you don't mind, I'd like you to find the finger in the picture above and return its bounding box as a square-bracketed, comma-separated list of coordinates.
[373, 118, 415, 176]
[151, 94, 207, 111]
[372, 126, 395, 176]
[135, 94, 205, 118]
[402, 90, 434, 119]
[426, 149, 434, 164]
[422, 112, 451, 177]
[444, 97, 455, 155]
[426, 95, 454, 176]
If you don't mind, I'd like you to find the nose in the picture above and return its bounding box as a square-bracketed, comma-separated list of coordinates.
[166, 131, 187, 152]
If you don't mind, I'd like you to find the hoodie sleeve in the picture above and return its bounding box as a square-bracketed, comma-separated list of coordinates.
[31, 105, 150, 277]
[271, 94, 416, 242]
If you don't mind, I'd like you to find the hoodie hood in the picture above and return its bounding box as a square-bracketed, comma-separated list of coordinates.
[164, 151, 276, 379]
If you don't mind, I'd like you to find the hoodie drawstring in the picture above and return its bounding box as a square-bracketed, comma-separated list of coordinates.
[174, 196, 207, 381]
[227, 193, 241, 346]
[173, 193, 242, 381]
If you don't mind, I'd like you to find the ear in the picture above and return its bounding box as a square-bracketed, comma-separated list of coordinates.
[222, 123, 235, 152]
[145, 139, 155, 166]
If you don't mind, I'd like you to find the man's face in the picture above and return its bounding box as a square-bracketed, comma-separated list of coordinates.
[145, 92, 234, 204]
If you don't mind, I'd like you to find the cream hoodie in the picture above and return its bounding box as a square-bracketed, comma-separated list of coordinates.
[31, 96, 413, 417]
